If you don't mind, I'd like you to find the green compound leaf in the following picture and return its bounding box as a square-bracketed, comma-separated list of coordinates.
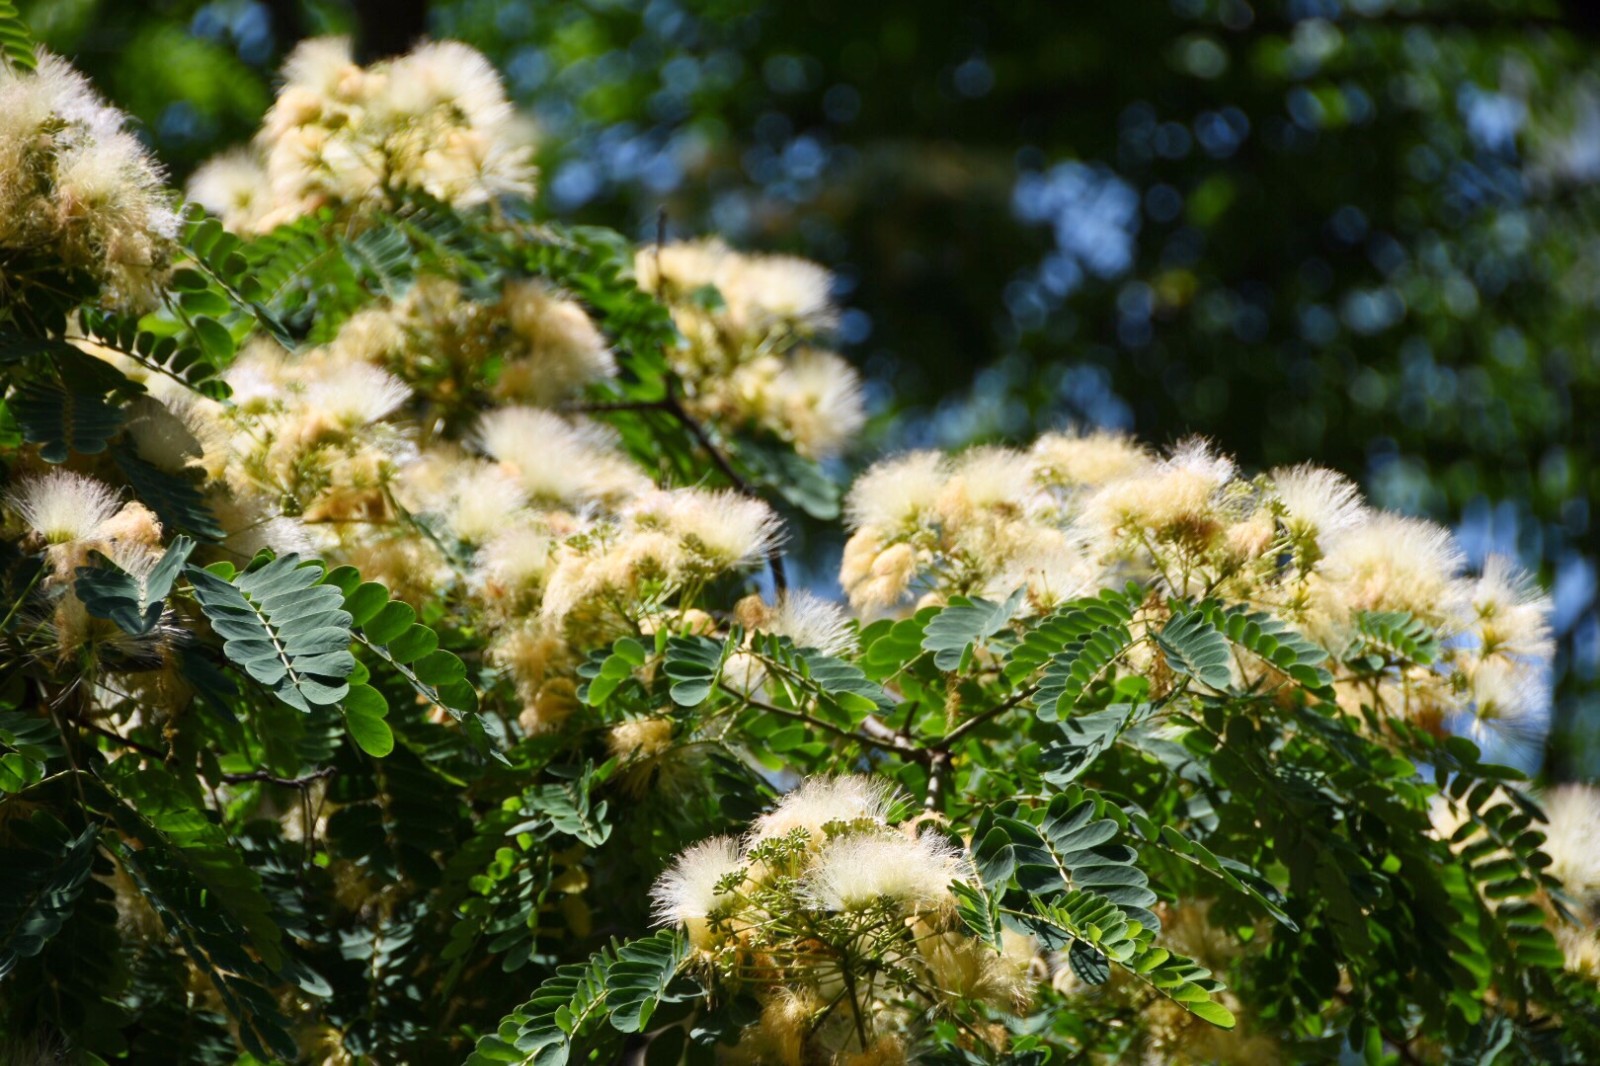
[0, 1, 37, 71]
[921, 588, 1025, 671]
[10, 379, 124, 463]
[322, 566, 479, 721]
[663, 634, 727, 707]
[74, 535, 194, 636]
[1156, 606, 1233, 691]
[1355, 610, 1441, 666]
[1200, 601, 1333, 693]
[188, 555, 355, 712]
[466, 952, 613, 1066]
[343, 682, 394, 757]
[606, 929, 688, 1033]
[0, 815, 97, 977]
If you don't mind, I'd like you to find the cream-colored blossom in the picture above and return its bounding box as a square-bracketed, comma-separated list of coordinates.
[749, 776, 899, 845]
[802, 830, 966, 911]
[477, 408, 648, 503]
[650, 836, 746, 949]
[845, 452, 948, 533]
[1542, 784, 1600, 903]
[8, 471, 121, 546]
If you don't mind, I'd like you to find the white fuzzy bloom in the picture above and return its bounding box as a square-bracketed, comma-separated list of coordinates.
[443, 464, 528, 544]
[719, 251, 837, 334]
[945, 446, 1038, 513]
[279, 36, 362, 99]
[476, 525, 555, 593]
[766, 349, 865, 460]
[750, 775, 900, 845]
[8, 471, 121, 544]
[186, 149, 272, 232]
[383, 42, 512, 125]
[1469, 556, 1554, 661]
[495, 280, 614, 403]
[1317, 513, 1465, 622]
[1461, 654, 1550, 750]
[0, 53, 178, 308]
[1271, 464, 1368, 543]
[650, 836, 746, 948]
[476, 408, 648, 503]
[303, 362, 411, 426]
[766, 591, 857, 657]
[1029, 430, 1151, 489]
[1541, 785, 1600, 903]
[802, 831, 967, 911]
[1082, 436, 1235, 537]
[657, 489, 782, 569]
[845, 451, 948, 532]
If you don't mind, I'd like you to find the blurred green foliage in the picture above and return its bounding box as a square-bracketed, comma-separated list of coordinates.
[33, 0, 1600, 777]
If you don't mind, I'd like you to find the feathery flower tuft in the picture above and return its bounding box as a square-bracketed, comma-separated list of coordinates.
[649, 835, 746, 948]
[845, 451, 948, 532]
[801, 830, 967, 912]
[1316, 514, 1464, 622]
[477, 408, 648, 503]
[1271, 464, 1368, 545]
[657, 489, 783, 569]
[750, 775, 900, 845]
[1541, 784, 1600, 903]
[8, 471, 122, 545]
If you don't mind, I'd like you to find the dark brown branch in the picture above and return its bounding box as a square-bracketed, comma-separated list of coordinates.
[77, 717, 166, 761]
[937, 685, 1038, 749]
[725, 686, 923, 758]
[924, 750, 950, 811]
[221, 766, 338, 788]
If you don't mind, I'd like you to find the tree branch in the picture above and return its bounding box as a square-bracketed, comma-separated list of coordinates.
[723, 685, 922, 758]
[221, 766, 338, 788]
[937, 685, 1038, 749]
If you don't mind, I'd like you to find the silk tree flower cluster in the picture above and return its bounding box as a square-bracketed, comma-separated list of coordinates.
[0, 52, 178, 310]
[5, 32, 1598, 1066]
[840, 436, 1554, 762]
[638, 239, 866, 462]
[186, 37, 535, 232]
[653, 778, 1035, 1066]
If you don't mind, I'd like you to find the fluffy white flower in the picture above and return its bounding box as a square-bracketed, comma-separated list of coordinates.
[1029, 430, 1151, 489]
[802, 831, 967, 911]
[8, 471, 121, 544]
[186, 149, 272, 232]
[1469, 556, 1554, 661]
[750, 776, 900, 845]
[1317, 513, 1465, 622]
[650, 836, 746, 948]
[304, 361, 411, 426]
[766, 349, 865, 460]
[1541, 784, 1600, 903]
[1271, 464, 1368, 543]
[477, 408, 648, 503]
[845, 451, 948, 532]
[767, 590, 857, 657]
[657, 489, 782, 569]
[443, 464, 529, 544]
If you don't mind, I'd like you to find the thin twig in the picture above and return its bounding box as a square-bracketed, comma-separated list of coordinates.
[222, 766, 338, 788]
[76, 717, 167, 761]
[924, 750, 950, 811]
[724, 686, 920, 757]
[937, 685, 1038, 749]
